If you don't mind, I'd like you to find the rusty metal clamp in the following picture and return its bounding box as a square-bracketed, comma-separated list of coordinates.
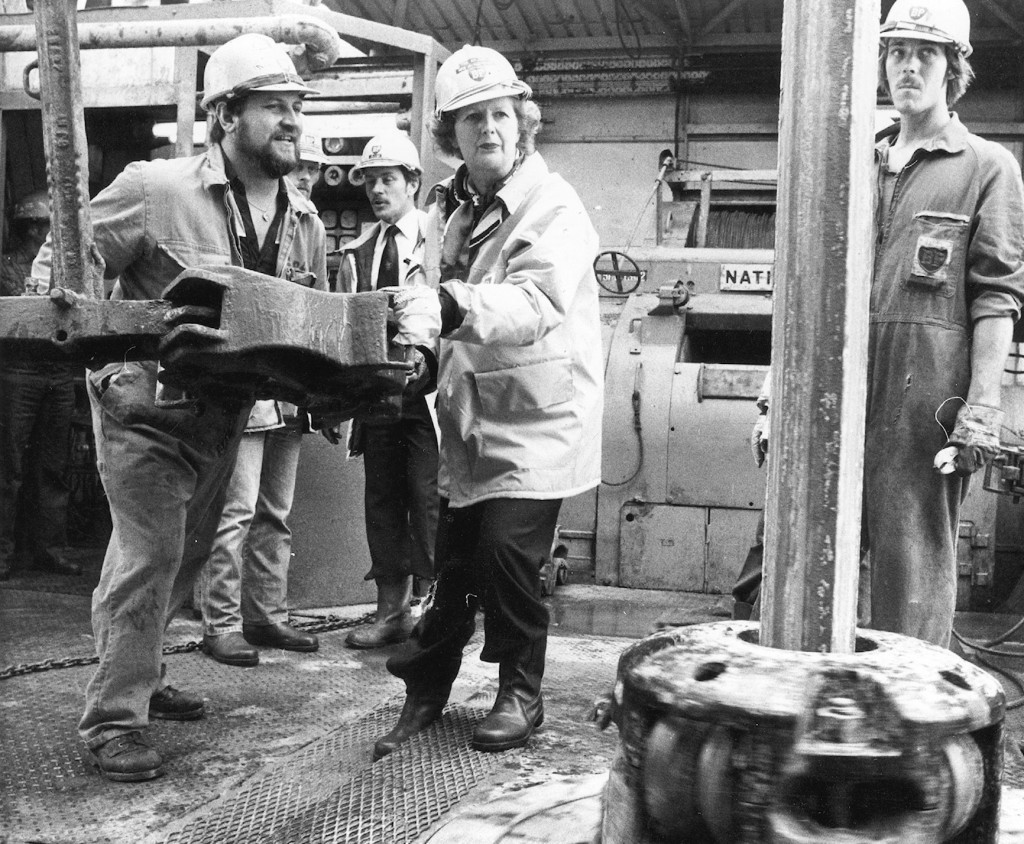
[157, 265, 411, 421]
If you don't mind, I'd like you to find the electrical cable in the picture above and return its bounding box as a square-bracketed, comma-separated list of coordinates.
[952, 622, 1024, 710]
[613, 0, 642, 60]
[603, 365, 644, 487]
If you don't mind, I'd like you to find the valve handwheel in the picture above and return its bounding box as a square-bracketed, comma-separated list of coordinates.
[593, 250, 642, 295]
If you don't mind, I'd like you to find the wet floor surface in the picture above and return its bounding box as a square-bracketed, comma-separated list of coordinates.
[5, 552, 1024, 842]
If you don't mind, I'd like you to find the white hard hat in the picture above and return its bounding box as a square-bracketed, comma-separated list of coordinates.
[201, 34, 317, 110]
[434, 45, 531, 117]
[880, 0, 972, 57]
[349, 132, 422, 186]
[13, 189, 49, 221]
[298, 132, 327, 165]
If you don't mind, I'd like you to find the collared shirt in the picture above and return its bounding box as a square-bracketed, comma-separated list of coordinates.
[370, 208, 421, 289]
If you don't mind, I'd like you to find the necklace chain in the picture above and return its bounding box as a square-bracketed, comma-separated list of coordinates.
[247, 192, 276, 222]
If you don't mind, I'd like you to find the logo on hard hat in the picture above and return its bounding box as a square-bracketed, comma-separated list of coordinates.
[908, 6, 929, 20]
[460, 57, 492, 83]
[367, 145, 383, 160]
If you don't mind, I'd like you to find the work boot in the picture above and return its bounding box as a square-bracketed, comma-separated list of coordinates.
[203, 632, 259, 667]
[91, 731, 163, 782]
[472, 640, 546, 753]
[372, 691, 448, 761]
[242, 621, 319, 652]
[346, 577, 415, 649]
[149, 685, 205, 721]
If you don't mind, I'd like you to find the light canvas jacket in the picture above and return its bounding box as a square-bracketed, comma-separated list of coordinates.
[424, 152, 603, 507]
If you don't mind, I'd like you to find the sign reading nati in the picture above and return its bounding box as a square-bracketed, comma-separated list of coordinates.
[720, 263, 773, 292]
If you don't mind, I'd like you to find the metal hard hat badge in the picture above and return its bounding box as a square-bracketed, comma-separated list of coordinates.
[462, 57, 492, 83]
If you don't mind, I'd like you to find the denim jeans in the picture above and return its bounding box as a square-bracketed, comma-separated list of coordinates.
[0, 361, 77, 565]
[78, 360, 247, 749]
[198, 427, 302, 634]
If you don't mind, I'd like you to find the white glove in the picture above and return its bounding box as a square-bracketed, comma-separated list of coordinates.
[379, 285, 442, 347]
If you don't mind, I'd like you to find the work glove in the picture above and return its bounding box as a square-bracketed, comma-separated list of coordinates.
[404, 347, 434, 398]
[379, 285, 442, 348]
[751, 414, 769, 468]
[934, 403, 1004, 477]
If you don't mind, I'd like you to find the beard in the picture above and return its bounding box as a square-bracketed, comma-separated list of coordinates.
[256, 144, 299, 179]
[237, 122, 299, 179]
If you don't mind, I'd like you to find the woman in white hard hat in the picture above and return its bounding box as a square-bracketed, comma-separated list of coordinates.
[863, 0, 1024, 646]
[374, 45, 603, 759]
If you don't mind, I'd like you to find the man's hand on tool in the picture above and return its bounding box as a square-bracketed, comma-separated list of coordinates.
[934, 404, 1004, 476]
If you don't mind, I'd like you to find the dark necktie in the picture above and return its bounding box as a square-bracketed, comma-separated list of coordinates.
[378, 225, 399, 289]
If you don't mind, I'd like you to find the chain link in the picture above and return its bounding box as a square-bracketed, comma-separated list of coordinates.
[0, 612, 377, 681]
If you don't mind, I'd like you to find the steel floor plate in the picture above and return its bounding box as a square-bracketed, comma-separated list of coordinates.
[0, 598, 625, 844]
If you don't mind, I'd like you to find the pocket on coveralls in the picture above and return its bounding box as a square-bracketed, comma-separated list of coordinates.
[903, 211, 970, 298]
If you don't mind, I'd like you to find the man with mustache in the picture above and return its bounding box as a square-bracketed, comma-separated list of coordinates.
[866, 0, 1024, 645]
[331, 133, 439, 650]
[31, 33, 327, 781]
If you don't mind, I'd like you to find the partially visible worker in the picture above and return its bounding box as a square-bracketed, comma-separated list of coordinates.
[373, 45, 603, 760]
[289, 131, 326, 200]
[730, 374, 769, 621]
[31, 33, 327, 782]
[0, 190, 80, 580]
[197, 131, 328, 668]
[866, 0, 1024, 645]
[330, 131, 439, 650]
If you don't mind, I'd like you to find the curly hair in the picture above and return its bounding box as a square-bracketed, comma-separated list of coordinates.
[430, 98, 542, 160]
[877, 42, 975, 107]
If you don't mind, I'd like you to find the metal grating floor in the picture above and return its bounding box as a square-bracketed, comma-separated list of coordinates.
[0, 587, 626, 844]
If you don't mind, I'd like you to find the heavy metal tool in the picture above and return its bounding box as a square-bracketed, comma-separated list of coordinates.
[0, 0, 404, 422]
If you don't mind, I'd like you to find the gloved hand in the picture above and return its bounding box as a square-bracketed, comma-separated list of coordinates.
[319, 424, 343, 446]
[751, 414, 769, 468]
[404, 348, 433, 397]
[934, 403, 1004, 476]
[379, 285, 442, 347]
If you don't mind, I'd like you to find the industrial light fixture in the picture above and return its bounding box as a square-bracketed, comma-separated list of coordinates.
[323, 137, 346, 155]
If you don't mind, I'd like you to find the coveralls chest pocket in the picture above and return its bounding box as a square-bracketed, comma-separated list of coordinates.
[903, 211, 970, 300]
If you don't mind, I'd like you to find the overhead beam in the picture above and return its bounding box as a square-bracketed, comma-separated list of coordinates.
[700, 0, 756, 37]
[975, 0, 1024, 40]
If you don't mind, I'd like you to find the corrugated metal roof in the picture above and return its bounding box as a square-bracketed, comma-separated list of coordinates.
[320, 0, 1024, 57]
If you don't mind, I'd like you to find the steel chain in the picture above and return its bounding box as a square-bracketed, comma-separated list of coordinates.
[0, 612, 376, 681]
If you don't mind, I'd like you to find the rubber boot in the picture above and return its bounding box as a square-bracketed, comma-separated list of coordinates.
[472, 639, 546, 752]
[347, 577, 414, 649]
[372, 688, 448, 761]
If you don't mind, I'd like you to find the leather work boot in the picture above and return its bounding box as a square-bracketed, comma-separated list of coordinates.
[347, 577, 415, 649]
[372, 692, 447, 761]
[203, 632, 259, 667]
[149, 685, 205, 721]
[472, 640, 546, 752]
[243, 621, 319, 652]
[91, 731, 163, 782]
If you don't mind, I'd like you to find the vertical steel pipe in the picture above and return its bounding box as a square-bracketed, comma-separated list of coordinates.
[33, 0, 104, 299]
[760, 0, 880, 653]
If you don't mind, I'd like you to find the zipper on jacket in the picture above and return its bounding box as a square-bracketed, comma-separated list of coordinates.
[877, 151, 922, 248]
